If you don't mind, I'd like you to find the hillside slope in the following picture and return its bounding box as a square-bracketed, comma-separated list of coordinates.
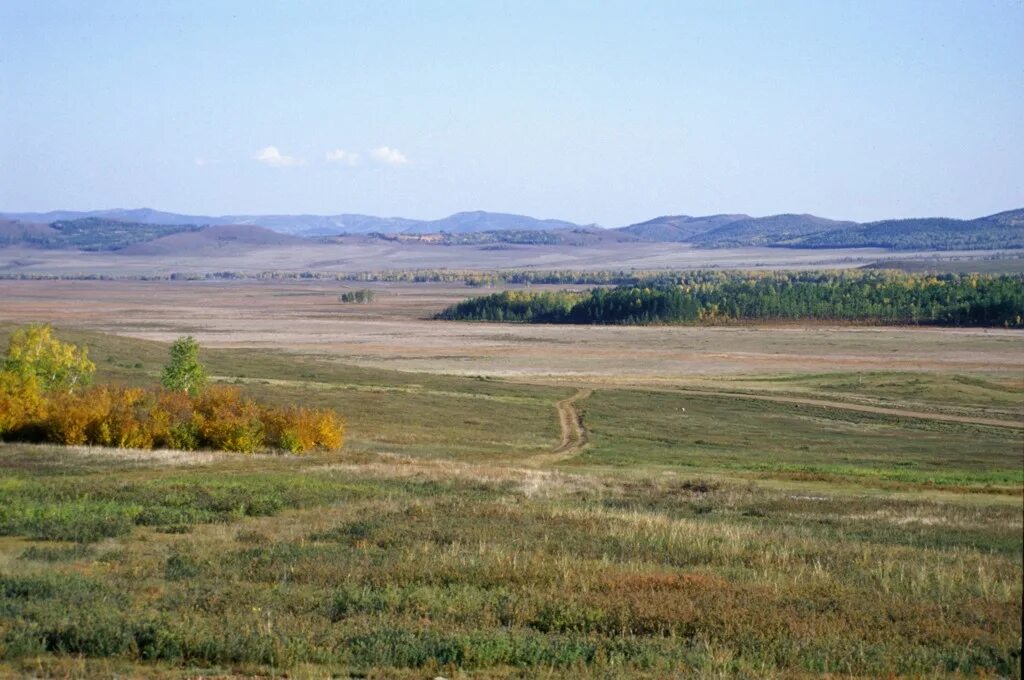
[0, 218, 202, 251]
[118, 224, 308, 255]
[617, 214, 748, 242]
[0, 219, 60, 247]
[795, 210, 1024, 250]
[691, 214, 858, 247]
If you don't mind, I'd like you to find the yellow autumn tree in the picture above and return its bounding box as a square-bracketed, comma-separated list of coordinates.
[3, 324, 95, 394]
[1, 324, 95, 436]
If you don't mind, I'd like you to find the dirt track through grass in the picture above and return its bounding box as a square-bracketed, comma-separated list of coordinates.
[528, 388, 591, 466]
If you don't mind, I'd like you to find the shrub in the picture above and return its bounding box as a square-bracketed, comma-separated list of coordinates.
[42, 386, 155, 449]
[192, 386, 265, 453]
[44, 387, 112, 445]
[312, 410, 345, 450]
[150, 389, 200, 450]
[89, 387, 154, 449]
[0, 370, 44, 438]
[263, 406, 345, 453]
[1, 362, 345, 454]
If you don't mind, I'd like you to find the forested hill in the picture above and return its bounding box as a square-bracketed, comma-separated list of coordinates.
[791, 211, 1024, 250]
[0, 218, 202, 251]
[436, 271, 1024, 327]
[690, 214, 858, 247]
[616, 209, 1024, 250]
[617, 214, 749, 242]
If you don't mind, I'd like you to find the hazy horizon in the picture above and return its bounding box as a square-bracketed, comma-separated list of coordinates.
[2, 1, 1022, 226]
[2, 204, 1022, 230]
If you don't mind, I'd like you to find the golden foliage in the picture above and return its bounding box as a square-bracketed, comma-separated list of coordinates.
[3, 382, 344, 455]
[192, 386, 266, 453]
[3, 323, 95, 393]
[0, 325, 345, 454]
[0, 370, 44, 435]
[264, 406, 346, 453]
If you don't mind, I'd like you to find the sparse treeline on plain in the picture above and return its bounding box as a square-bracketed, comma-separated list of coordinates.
[4, 260, 1024, 285]
[0, 268, 678, 285]
[436, 271, 1024, 327]
[338, 289, 376, 304]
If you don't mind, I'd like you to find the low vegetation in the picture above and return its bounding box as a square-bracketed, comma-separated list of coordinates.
[0, 446, 1019, 677]
[437, 270, 1024, 326]
[0, 324, 1019, 677]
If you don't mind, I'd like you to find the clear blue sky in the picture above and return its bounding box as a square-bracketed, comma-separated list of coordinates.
[1, 1, 1021, 226]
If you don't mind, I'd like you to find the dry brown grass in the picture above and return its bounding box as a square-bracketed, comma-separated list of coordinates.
[2, 280, 1020, 388]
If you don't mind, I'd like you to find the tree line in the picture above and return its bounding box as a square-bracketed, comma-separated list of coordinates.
[0, 268, 742, 286]
[435, 271, 1024, 327]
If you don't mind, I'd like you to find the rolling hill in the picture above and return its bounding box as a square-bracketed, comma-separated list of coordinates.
[117, 224, 308, 255]
[0, 218, 202, 251]
[615, 210, 1024, 251]
[689, 214, 859, 247]
[617, 214, 749, 242]
[401, 211, 584, 234]
[1, 207, 1021, 253]
[0, 219, 60, 247]
[792, 209, 1024, 250]
[0, 208, 216, 226]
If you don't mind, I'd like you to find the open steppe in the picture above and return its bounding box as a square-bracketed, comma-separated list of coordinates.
[2, 278, 1021, 383]
[2, 241, 1017, 277]
[0, 277, 1021, 677]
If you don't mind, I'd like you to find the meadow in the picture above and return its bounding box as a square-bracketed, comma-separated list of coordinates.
[0, 279, 1021, 677]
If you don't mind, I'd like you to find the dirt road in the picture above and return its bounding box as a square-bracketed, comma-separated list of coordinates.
[527, 388, 592, 466]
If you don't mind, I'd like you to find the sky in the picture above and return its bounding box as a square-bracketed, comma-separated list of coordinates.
[1, 1, 1021, 227]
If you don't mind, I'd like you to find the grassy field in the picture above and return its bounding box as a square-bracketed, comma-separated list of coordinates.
[0, 443, 1021, 678]
[579, 389, 1022, 489]
[0, 295, 1022, 676]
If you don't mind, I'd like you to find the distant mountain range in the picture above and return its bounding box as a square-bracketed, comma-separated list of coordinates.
[0, 208, 586, 237]
[1, 207, 1021, 252]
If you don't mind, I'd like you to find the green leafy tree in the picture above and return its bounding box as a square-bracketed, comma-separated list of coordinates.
[161, 336, 207, 395]
[2, 323, 95, 393]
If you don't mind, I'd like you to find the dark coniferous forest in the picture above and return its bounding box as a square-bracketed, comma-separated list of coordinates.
[436, 271, 1024, 327]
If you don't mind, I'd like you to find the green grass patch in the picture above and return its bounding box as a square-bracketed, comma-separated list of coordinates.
[579, 389, 1023, 490]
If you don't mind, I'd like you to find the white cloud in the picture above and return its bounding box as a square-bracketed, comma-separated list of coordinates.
[254, 145, 304, 167]
[325, 148, 360, 166]
[369, 146, 409, 165]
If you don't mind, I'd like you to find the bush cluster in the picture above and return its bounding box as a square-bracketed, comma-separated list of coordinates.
[3, 384, 343, 453]
[0, 325, 344, 454]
